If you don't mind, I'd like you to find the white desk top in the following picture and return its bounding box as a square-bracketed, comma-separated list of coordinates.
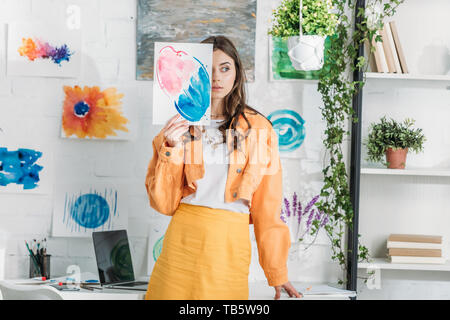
[0, 278, 356, 300]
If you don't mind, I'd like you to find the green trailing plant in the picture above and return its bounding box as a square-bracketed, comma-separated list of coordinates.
[268, 0, 338, 38]
[364, 116, 426, 166]
[312, 0, 405, 286]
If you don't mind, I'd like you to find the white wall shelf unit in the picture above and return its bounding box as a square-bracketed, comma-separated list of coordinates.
[359, 258, 450, 272]
[361, 168, 450, 177]
[365, 73, 450, 82]
[353, 0, 450, 297]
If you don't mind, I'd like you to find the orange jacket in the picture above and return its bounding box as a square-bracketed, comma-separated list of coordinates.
[145, 109, 291, 286]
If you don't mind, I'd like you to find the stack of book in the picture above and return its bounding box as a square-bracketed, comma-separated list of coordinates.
[365, 21, 409, 74]
[387, 234, 446, 264]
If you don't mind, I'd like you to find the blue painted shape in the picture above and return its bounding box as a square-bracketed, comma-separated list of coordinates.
[70, 193, 110, 229]
[0, 147, 43, 190]
[175, 57, 211, 122]
[267, 109, 306, 152]
[73, 101, 90, 117]
[51, 44, 73, 66]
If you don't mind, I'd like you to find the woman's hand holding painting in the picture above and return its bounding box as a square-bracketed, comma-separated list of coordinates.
[163, 114, 190, 148]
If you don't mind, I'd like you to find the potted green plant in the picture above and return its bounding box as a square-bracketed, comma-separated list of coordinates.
[268, 0, 338, 71]
[364, 116, 426, 169]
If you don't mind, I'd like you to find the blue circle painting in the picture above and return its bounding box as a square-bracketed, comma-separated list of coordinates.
[70, 193, 110, 229]
[268, 109, 306, 152]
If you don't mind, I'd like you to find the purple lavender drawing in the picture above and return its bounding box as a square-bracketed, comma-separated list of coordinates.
[281, 192, 329, 243]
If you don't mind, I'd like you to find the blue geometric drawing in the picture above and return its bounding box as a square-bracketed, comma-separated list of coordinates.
[268, 109, 306, 152]
[63, 188, 118, 233]
[0, 147, 43, 190]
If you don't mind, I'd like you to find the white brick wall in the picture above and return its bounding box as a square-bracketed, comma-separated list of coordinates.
[0, 0, 343, 291]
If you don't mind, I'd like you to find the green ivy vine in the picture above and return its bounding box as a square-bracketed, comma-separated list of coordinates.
[314, 0, 404, 285]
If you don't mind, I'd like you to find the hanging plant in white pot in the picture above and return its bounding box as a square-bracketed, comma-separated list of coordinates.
[269, 0, 338, 71]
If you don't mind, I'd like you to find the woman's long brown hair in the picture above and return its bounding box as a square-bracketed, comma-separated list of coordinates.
[188, 35, 272, 155]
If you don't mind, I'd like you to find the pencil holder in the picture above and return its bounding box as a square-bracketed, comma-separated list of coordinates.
[29, 254, 51, 279]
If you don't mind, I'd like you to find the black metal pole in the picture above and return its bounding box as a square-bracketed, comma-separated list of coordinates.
[347, 0, 365, 298]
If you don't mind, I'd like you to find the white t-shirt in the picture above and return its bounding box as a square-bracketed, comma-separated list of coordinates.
[180, 119, 250, 214]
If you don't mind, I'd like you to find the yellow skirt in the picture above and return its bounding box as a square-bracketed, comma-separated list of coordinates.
[145, 202, 251, 300]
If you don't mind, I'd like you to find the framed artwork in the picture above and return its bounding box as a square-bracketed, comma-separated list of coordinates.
[52, 183, 128, 237]
[136, 0, 256, 81]
[152, 42, 212, 125]
[7, 22, 81, 78]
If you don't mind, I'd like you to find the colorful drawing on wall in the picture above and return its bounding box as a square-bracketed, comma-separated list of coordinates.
[0, 147, 42, 190]
[153, 42, 212, 125]
[147, 216, 171, 275]
[281, 193, 329, 244]
[268, 109, 306, 159]
[269, 36, 331, 81]
[52, 183, 127, 237]
[61, 85, 134, 140]
[136, 0, 256, 81]
[0, 145, 53, 194]
[7, 23, 81, 78]
[17, 37, 74, 66]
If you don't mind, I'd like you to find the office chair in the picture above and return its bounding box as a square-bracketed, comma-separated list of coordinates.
[0, 281, 64, 300]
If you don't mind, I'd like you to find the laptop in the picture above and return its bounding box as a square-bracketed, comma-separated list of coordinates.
[92, 230, 148, 291]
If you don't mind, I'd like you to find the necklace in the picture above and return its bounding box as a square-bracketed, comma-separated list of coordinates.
[202, 122, 225, 150]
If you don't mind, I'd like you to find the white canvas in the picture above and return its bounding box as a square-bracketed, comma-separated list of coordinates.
[7, 22, 81, 78]
[60, 84, 137, 141]
[152, 42, 213, 125]
[52, 182, 128, 237]
[147, 216, 171, 276]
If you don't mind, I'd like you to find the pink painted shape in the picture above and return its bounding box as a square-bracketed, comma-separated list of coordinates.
[156, 46, 196, 97]
[32, 38, 55, 58]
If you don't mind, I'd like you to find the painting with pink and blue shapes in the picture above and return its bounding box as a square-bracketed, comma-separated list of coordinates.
[152, 42, 213, 125]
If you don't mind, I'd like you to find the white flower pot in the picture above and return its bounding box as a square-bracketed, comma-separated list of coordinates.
[287, 35, 326, 71]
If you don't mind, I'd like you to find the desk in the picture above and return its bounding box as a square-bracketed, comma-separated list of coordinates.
[0, 279, 355, 300]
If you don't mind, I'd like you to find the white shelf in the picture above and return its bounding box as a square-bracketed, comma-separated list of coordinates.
[361, 167, 450, 177]
[359, 258, 450, 272]
[365, 72, 450, 81]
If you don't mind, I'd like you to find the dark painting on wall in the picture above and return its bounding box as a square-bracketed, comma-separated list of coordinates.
[136, 0, 257, 81]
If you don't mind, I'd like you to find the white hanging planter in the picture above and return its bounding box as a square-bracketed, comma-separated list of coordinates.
[286, 0, 327, 71]
[287, 34, 326, 71]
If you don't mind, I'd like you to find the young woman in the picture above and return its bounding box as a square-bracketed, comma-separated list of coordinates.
[145, 36, 302, 300]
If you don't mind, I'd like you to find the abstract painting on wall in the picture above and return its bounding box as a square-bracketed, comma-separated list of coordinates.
[269, 36, 331, 81]
[147, 216, 171, 275]
[61, 85, 136, 140]
[52, 183, 128, 237]
[136, 0, 256, 82]
[0, 145, 53, 194]
[268, 109, 306, 159]
[153, 42, 212, 125]
[7, 23, 81, 78]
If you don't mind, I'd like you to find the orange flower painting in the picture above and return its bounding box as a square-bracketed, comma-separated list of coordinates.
[62, 85, 129, 139]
